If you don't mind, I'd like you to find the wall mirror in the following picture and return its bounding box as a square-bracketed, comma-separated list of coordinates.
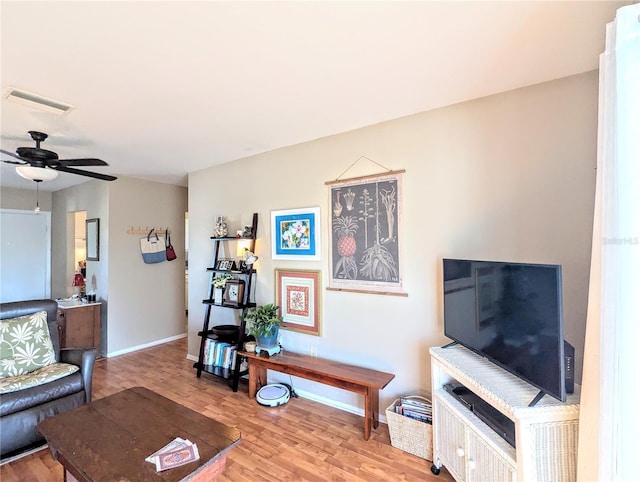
[86, 218, 100, 261]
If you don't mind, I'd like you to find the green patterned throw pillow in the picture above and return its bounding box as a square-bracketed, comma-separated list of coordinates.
[0, 311, 56, 378]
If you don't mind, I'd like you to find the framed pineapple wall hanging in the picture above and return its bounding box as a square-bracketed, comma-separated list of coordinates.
[326, 165, 406, 296]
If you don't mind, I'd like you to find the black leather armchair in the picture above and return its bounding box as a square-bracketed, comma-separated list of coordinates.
[0, 299, 97, 459]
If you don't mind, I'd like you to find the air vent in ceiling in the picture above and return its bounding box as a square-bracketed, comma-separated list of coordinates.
[4, 88, 75, 115]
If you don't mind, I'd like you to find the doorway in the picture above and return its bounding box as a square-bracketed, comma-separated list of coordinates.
[0, 209, 51, 302]
[71, 211, 87, 297]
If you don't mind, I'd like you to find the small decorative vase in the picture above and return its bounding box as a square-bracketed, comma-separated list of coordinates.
[214, 287, 224, 305]
[214, 216, 228, 238]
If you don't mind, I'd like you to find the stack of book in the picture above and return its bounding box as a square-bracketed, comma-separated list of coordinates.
[203, 339, 237, 369]
[394, 396, 432, 424]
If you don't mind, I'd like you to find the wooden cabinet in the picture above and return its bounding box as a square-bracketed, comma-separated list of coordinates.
[430, 345, 580, 482]
[57, 303, 101, 353]
[434, 391, 516, 481]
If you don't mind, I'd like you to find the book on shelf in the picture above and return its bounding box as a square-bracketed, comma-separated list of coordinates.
[203, 339, 235, 368]
[202, 339, 247, 371]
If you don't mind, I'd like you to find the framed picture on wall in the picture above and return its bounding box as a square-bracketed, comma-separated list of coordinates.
[86, 218, 100, 261]
[275, 269, 321, 336]
[326, 170, 406, 296]
[271, 207, 321, 260]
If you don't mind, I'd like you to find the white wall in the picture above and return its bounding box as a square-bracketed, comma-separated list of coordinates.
[106, 177, 187, 355]
[0, 186, 53, 211]
[52, 177, 187, 356]
[52, 181, 109, 300]
[188, 72, 597, 414]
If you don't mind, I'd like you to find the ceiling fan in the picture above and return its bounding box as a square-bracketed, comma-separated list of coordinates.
[1, 130, 117, 182]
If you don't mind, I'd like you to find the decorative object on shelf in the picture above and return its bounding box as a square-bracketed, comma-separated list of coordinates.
[212, 273, 234, 288]
[244, 304, 283, 350]
[211, 273, 233, 305]
[223, 279, 245, 308]
[275, 269, 321, 336]
[271, 207, 321, 260]
[325, 166, 406, 296]
[72, 272, 85, 296]
[211, 324, 240, 341]
[165, 228, 177, 261]
[86, 218, 100, 261]
[140, 228, 167, 264]
[213, 287, 224, 305]
[242, 225, 254, 238]
[243, 249, 258, 266]
[214, 258, 236, 271]
[213, 216, 228, 238]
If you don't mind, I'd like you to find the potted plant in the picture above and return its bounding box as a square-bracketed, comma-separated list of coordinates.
[244, 303, 283, 348]
[212, 273, 234, 304]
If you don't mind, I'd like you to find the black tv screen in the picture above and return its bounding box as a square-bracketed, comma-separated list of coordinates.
[443, 259, 566, 402]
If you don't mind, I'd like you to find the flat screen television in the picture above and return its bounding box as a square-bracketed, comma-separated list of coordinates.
[443, 258, 569, 404]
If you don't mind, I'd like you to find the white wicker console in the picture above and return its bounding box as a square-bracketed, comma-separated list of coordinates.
[430, 345, 580, 482]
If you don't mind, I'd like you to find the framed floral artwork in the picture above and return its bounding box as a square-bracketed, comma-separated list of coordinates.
[271, 207, 321, 260]
[275, 269, 321, 336]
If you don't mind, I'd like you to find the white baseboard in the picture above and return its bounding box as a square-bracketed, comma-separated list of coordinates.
[106, 333, 187, 358]
[288, 387, 388, 424]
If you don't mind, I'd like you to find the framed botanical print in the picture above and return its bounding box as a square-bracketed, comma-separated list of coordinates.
[326, 170, 406, 295]
[275, 269, 321, 336]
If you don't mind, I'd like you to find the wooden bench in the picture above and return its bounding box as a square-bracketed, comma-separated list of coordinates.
[241, 350, 395, 440]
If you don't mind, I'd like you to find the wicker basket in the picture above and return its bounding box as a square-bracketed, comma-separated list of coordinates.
[386, 396, 433, 460]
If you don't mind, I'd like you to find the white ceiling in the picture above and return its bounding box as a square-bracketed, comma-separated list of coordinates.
[0, 1, 627, 192]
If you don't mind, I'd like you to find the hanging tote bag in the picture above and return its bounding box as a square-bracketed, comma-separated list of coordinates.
[140, 228, 167, 264]
[165, 228, 177, 261]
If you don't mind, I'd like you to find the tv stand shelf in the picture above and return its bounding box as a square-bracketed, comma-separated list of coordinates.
[430, 345, 580, 482]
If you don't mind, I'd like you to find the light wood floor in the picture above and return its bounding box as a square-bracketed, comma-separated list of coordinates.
[1, 338, 452, 481]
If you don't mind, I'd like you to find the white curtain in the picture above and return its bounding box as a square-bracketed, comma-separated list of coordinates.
[577, 4, 640, 481]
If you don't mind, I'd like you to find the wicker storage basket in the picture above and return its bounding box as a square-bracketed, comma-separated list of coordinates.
[386, 396, 433, 460]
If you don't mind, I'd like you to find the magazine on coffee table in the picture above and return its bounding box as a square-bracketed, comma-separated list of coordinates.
[146, 437, 200, 471]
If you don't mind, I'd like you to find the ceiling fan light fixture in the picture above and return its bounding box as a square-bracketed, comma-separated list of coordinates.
[16, 165, 59, 182]
[4, 87, 75, 115]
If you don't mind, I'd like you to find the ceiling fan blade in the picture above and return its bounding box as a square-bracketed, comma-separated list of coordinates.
[58, 158, 109, 167]
[52, 165, 117, 181]
[0, 148, 25, 162]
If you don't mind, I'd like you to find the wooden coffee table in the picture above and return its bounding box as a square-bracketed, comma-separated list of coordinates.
[37, 386, 241, 481]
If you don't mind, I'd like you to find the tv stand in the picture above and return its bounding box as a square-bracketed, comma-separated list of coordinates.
[430, 345, 580, 482]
